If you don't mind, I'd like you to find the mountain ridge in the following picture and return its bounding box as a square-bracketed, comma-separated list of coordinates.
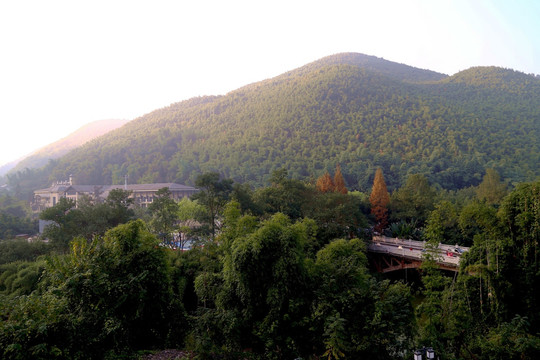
[8, 53, 540, 196]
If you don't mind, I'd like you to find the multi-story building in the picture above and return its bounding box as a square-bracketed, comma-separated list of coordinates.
[32, 175, 198, 212]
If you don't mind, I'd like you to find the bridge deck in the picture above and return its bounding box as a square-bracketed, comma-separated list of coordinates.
[368, 236, 469, 272]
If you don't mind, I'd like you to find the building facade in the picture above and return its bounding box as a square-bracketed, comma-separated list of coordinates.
[32, 176, 198, 212]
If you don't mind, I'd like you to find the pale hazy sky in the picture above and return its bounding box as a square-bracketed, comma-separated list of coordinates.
[1, 0, 539, 167]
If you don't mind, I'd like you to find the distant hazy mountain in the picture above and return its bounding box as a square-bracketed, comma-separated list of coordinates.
[0, 161, 18, 177]
[13, 53, 540, 193]
[3, 119, 129, 176]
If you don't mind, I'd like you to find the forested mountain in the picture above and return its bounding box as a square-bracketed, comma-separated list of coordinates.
[4, 119, 129, 176]
[17, 53, 540, 192]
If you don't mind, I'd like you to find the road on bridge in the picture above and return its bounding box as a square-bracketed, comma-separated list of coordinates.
[368, 236, 469, 268]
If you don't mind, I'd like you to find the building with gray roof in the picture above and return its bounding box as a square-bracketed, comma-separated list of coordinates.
[32, 176, 198, 212]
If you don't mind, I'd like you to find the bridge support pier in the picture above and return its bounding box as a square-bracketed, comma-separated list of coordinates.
[370, 252, 423, 273]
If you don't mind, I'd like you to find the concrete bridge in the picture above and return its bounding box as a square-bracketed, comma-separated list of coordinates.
[368, 236, 469, 273]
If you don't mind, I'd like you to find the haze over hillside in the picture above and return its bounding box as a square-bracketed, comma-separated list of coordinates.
[9, 53, 540, 196]
[1, 119, 129, 176]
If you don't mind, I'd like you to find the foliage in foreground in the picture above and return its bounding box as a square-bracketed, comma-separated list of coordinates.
[1, 173, 540, 359]
[188, 210, 414, 359]
[0, 220, 185, 359]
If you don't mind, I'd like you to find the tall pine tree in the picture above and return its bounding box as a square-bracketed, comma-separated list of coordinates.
[333, 164, 348, 194]
[476, 168, 507, 205]
[316, 171, 335, 193]
[369, 168, 390, 233]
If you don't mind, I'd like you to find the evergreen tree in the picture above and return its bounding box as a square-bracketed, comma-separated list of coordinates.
[390, 174, 436, 225]
[254, 169, 312, 220]
[476, 168, 507, 205]
[192, 172, 234, 240]
[423, 201, 461, 245]
[148, 187, 179, 244]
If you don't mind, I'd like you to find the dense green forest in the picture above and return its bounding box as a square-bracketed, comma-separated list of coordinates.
[1, 168, 540, 359]
[1, 53, 539, 358]
[0, 195, 37, 239]
[5, 53, 540, 201]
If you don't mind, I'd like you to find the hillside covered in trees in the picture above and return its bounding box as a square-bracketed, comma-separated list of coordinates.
[9, 53, 540, 196]
[1, 167, 540, 359]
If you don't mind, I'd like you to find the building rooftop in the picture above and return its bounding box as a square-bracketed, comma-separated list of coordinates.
[36, 182, 197, 193]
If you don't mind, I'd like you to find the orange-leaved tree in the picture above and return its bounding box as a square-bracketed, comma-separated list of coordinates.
[369, 168, 390, 233]
[316, 171, 335, 193]
[316, 164, 348, 194]
[333, 164, 348, 194]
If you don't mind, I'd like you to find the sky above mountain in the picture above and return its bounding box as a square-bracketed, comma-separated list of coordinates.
[0, 0, 538, 167]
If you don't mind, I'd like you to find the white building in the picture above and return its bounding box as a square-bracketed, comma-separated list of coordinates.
[32, 176, 198, 212]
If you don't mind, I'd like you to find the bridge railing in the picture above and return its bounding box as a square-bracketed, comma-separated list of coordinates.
[372, 235, 425, 249]
[369, 235, 469, 267]
[372, 236, 469, 253]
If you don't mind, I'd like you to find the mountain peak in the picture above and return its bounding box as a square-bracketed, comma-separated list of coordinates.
[299, 52, 448, 83]
[445, 66, 540, 91]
